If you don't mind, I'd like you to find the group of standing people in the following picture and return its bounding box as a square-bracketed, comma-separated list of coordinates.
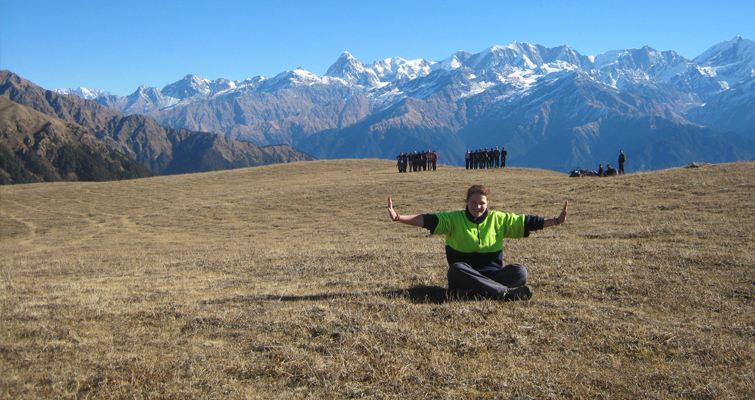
[465, 147, 507, 169]
[396, 150, 438, 173]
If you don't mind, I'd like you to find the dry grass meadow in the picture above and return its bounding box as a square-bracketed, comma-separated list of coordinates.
[1, 159, 754, 399]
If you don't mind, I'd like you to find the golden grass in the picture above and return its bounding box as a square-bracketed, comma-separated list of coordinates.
[1, 160, 754, 399]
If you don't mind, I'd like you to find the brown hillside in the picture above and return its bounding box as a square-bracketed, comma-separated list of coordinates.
[1, 160, 753, 398]
[0, 97, 153, 183]
[0, 96, 95, 150]
[0, 70, 316, 175]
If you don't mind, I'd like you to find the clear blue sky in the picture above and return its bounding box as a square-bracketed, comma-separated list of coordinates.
[2, 0, 753, 96]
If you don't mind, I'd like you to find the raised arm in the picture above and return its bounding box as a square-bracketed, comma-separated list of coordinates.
[388, 196, 425, 227]
[543, 200, 568, 228]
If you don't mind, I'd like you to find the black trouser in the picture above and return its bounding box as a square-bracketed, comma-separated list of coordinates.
[447, 262, 528, 299]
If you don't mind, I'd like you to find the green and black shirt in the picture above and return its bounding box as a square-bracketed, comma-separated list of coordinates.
[423, 209, 544, 270]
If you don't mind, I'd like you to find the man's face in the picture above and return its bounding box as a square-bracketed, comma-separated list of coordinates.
[466, 194, 488, 218]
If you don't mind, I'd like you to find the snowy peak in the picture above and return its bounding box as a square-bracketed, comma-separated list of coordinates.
[128, 85, 163, 103]
[55, 87, 112, 100]
[290, 67, 324, 83]
[325, 51, 371, 85]
[453, 42, 592, 73]
[323, 42, 593, 96]
[325, 52, 434, 87]
[371, 57, 434, 82]
[261, 67, 332, 91]
[626, 46, 688, 69]
[162, 74, 212, 98]
[325, 52, 362, 75]
[53, 37, 755, 121]
[692, 36, 755, 84]
[467, 43, 540, 70]
[159, 74, 246, 100]
[694, 36, 750, 66]
[595, 46, 686, 70]
[605, 46, 691, 82]
[435, 51, 472, 71]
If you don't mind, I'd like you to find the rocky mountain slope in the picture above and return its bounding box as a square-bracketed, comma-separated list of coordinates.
[0, 97, 153, 184]
[57, 37, 755, 171]
[1, 70, 315, 178]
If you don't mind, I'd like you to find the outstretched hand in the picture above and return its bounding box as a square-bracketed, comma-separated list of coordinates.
[557, 200, 568, 224]
[388, 196, 398, 221]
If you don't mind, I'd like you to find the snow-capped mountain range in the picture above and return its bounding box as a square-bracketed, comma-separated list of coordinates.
[56, 36, 755, 171]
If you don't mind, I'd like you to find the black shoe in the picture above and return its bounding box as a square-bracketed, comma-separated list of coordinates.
[502, 285, 533, 301]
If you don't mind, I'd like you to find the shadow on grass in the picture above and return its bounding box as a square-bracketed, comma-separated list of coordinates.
[205, 285, 450, 305]
[382, 285, 449, 304]
[265, 285, 450, 304]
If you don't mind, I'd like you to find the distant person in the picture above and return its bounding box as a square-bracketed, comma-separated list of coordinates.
[501, 147, 507, 168]
[396, 152, 405, 173]
[597, 164, 604, 177]
[618, 150, 626, 175]
[494, 147, 501, 168]
[465, 150, 471, 169]
[387, 185, 568, 301]
[606, 164, 618, 176]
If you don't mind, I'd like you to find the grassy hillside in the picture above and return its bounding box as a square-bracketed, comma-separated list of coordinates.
[1, 160, 753, 399]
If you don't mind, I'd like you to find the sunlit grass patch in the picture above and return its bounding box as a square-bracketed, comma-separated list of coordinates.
[1, 160, 754, 398]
